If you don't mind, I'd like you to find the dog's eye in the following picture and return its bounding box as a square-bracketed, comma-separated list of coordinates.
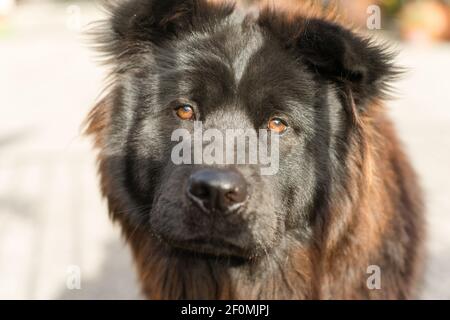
[175, 104, 195, 121]
[268, 118, 288, 134]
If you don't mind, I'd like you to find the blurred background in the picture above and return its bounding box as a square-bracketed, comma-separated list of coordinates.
[0, 0, 449, 300]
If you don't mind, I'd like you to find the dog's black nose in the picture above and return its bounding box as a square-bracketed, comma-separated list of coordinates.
[187, 169, 248, 213]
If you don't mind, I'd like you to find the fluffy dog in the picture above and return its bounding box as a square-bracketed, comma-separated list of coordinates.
[86, 0, 425, 299]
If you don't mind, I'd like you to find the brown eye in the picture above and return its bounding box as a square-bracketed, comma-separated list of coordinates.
[176, 104, 195, 121]
[268, 118, 288, 134]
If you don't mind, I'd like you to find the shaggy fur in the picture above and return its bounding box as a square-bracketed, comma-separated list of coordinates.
[86, 0, 425, 299]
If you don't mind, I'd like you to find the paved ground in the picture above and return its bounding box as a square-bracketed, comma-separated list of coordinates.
[0, 2, 449, 299]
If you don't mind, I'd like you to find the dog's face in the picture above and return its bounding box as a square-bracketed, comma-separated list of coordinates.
[129, 25, 322, 259]
[95, 0, 394, 261]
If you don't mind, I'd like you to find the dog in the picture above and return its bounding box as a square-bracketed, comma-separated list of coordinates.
[86, 0, 425, 299]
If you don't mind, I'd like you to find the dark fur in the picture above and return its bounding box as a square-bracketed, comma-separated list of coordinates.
[86, 0, 425, 299]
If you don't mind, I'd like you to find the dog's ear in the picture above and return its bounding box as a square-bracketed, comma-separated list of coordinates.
[96, 0, 234, 57]
[110, 0, 199, 44]
[259, 15, 398, 110]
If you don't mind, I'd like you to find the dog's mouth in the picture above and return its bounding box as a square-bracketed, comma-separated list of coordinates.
[167, 237, 254, 260]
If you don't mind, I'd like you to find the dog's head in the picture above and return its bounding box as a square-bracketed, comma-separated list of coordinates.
[88, 0, 395, 261]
